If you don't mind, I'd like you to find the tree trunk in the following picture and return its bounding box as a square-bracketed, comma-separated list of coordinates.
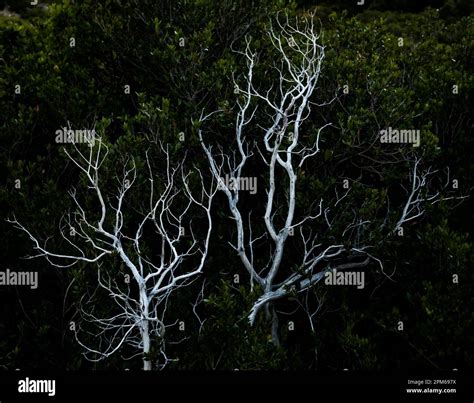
[266, 303, 280, 347]
[140, 287, 152, 371]
[142, 318, 152, 370]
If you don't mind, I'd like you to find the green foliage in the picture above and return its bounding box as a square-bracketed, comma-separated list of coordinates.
[173, 281, 290, 370]
[0, 0, 471, 371]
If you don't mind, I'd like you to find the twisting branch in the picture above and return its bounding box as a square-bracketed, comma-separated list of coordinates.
[199, 13, 355, 346]
[395, 157, 468, 231]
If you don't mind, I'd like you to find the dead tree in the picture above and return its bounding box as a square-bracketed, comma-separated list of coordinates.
[198, 13, 461, 346]
[8, 137, 217, 370]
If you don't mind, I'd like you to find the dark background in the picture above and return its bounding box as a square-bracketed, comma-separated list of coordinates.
[0, 0, 472, 373]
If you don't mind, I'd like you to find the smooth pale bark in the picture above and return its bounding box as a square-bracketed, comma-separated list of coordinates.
[199, 14, 338, 344]
[9, 139, 217, 370]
